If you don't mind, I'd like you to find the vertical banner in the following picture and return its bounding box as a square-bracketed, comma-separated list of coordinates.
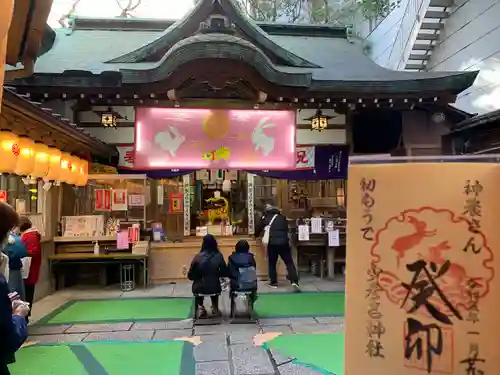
[346, 162, 500, 375]
[247, 173, 255, 234]
[95, 189, 111, 211]
[0, 190, 7, 203]
[127, 224, 140, 244]
[169, 193, 184, 213]
[112, 189, 128, 211]
[182, 174, 191, 236]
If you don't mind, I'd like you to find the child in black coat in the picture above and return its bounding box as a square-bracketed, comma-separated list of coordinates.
[227, 240, 258, 304]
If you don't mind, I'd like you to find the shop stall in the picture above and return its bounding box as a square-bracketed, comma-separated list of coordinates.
[0, 87, 117, 297]
[52, 174, 152, 290]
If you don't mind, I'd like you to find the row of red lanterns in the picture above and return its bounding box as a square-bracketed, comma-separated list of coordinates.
[0, 131, 89, 186]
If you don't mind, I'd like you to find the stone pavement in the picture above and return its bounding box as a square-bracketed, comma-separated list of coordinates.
[27, 277, 345, 375]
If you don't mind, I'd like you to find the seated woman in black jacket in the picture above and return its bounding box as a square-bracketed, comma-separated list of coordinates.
[228, 240, 258, 305]
[188, 234, 228, 318]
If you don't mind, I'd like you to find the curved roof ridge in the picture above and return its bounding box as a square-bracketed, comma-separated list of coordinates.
[119, 33, 313, 87]
[105, 0, 320, 68]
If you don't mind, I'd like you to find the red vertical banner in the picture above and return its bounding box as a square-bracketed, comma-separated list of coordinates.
[95, 189, 111, 211]
[0, 190, 7, 204]
[127, 224, 140, 244]
[169, 193, 184, 213]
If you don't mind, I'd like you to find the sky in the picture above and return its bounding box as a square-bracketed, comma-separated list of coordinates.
[48, 0, 196, 28]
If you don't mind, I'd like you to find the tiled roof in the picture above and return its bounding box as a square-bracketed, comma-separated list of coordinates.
[18, 0, 477, 96]
[33, 27, 475, 85]
[2, 87, 117, 158]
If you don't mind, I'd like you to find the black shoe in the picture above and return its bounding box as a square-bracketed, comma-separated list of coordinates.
[268, 283, 278, 289]
[212, 307, 221, 316]
[291, 282, 301, 292]
[197, 307, 208, 319]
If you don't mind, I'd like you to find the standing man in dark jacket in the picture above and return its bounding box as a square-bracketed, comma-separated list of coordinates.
[255, 205, 299, 290]
[188, 234, 228, 318]
[0, 203, 29, 375]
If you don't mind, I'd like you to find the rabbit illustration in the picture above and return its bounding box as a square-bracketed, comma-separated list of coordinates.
[154, 126, 186, 157]
[252, 117, 275, 156]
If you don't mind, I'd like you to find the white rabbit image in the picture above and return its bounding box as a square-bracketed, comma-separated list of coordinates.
[154, 126, 186, 157]
[252, 117, 275, 156]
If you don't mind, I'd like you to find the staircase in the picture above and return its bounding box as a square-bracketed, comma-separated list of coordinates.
[405, 0, 453, 71]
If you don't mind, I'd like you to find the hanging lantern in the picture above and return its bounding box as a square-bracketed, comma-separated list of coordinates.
[76, 159, 89, 186]
[101, 107, 117, 128]
[66, 155, 81, 185]
[305, 109, 335, 132]
[59, 152, 73, 184]
[45, 146, 62, 181]
[31, 142, 50, 179]
[0, 130, 19, 173]
[14, 137, 35, 176]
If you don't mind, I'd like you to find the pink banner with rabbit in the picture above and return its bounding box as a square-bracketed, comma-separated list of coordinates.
[134, 108, 296, 169]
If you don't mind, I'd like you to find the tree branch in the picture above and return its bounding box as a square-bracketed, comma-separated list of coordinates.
[115, 0, 141, 17]
[58, 0, 81, 28]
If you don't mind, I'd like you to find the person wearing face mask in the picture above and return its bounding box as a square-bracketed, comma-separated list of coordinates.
[0, 203, 29, 375]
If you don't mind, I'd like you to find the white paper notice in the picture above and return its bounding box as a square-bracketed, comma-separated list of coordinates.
[311, 217, 322, 234]
[298, 225, 310, 241]
[328, 230, 340, 247]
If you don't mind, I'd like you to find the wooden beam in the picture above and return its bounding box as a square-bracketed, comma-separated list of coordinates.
[2, 89, 117, 158]
[6, 0, 53, 66]
[6, 0, 30, 65]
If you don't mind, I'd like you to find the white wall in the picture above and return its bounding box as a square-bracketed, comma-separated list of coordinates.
[427, 0, 500, 114]
[362, 0, 430, 69]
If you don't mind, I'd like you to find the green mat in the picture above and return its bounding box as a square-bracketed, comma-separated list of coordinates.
[264, 333, 344, 375]
[40, 298, 193, 325]
[255, 292, 345, 318]
[9, 341, 192, 375]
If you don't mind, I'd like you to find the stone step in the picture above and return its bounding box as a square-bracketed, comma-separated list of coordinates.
[425, 10, 449, 18]
[429, 0, 453, 6]
[409, 53, 431, 60]
[413, 44, 434, 51]
[406, 63, 426, 70]
[421, 22, 445, 30]
[417, 32, 439, 40]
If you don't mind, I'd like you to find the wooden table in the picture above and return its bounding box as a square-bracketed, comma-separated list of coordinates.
[48, 252, 149, 291]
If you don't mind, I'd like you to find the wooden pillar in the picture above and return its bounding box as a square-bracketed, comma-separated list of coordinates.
[182, 174, 191, 236]
[345, 110, 354, 154]
[0, 0, 14, 113]
[327, 247, 336, 279]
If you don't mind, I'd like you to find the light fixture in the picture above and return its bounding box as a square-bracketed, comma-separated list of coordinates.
[432, 112, 446, 124]
[67, 155, 81, 185]
[44, 146, 62, 182]
[60, 152, 73, 184]
[305, 109, 334, 132]
[101, 107, 117, 128]
[14, 137, 35, 176]
[0, 130, 19, 174]
[76, 159, 89, 186]
[31, 142, 50, 178]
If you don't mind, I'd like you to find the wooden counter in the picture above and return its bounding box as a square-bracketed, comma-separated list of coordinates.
[149, 236, 288, 284]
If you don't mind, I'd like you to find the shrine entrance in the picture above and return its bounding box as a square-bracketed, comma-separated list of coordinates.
[189, 169, 251, 236]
